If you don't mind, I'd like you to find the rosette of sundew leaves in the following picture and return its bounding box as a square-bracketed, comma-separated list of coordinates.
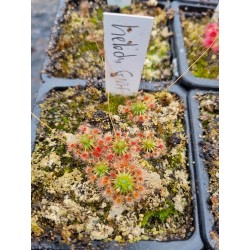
[32, 86, 194, 244]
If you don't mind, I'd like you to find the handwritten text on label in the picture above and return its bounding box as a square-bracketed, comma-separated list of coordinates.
[104, 13, 154, 95]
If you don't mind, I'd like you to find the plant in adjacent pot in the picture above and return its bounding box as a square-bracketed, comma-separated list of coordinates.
[198, 93, 219, 249]
[44, 0, 174, 83]
[171, 1, 219, 88]
[188, 90, 219, 250]
[181, 8, 219, 80]
[31, 85, 196, 248]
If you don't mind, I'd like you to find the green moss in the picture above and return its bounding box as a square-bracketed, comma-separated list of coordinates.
[141, 202, 178, 227]
[80, 42, 99, 53]
[191, 57, 219, 79]
[167, 153, 183, 169]
[168, 180, 179, 196]
[55, 146, 65, 156]
[62, 116, 69, 123]
[63, 166, 72, 174]
[96, 8, 104, 19]
[32, 217, 44, 236]
[202, 119, 209, 128]
[98, 94, 126, 114]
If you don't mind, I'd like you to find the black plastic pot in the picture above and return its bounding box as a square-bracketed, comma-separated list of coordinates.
[171, 1, 219, 90]
[171, 0, 218, 5]
[188, 89, 219, 249]
[40, 0, 177, 87]
[31, 82, 203, 250]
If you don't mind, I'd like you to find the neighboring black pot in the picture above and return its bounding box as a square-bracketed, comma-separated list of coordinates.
[31, 82, 203, 250]
[188, 89, 219, 249]
[171, 1, 219, 90]
[40, 0, 177, 87]
[171, 0, 218, 4]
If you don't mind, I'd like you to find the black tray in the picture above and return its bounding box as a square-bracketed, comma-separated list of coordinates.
[188, 89, 219, 249]
[171, 1, 219, 89]
[31, 82, 203, 250]
[40, 0, 177, 87]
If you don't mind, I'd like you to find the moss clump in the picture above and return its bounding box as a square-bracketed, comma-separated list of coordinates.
[141, 202, 178, 227]
[181, 14, 219, 79]
[98, 94, 126, 114]
[167, 150, 185, 169]
[32, 217, 44, 236]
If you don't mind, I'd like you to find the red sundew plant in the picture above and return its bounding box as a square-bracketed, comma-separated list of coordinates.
[66, 124, 166, 205]
[95, 159, 145, 205]
[203, 22, 219, 53]
[119, 93, 156, 124]
[141, 130, 166, 159]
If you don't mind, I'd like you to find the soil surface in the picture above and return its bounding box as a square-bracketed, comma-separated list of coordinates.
[32, 85, 194, 248]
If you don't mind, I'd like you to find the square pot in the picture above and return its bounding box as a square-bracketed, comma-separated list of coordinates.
[171, 1, 219, 89]
[31, 82, 203, 250]
[40, 0, 177, 87]
[188, 89, 219, 249]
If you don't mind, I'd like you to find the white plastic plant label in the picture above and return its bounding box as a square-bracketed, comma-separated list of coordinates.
[104, 12, 154, 95]
[107, 0, 131, 8]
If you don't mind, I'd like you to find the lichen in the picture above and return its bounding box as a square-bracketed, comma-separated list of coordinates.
[31, 86, 194, 246]
[47, 168, 83, 195]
